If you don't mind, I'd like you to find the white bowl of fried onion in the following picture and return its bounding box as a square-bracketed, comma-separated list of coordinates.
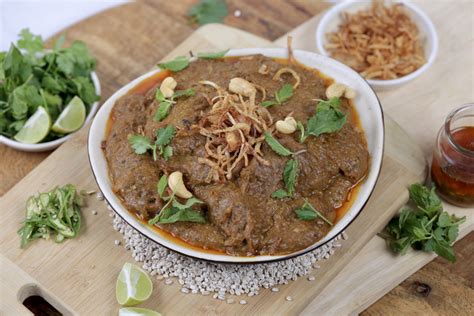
[316, 0, 438, 90]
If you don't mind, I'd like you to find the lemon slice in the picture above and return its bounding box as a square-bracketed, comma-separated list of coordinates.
[119, 307, 162, 316]
[116, 263, 153, 306]
[14, 106, 51, 144]
[51, 96, 86, 134]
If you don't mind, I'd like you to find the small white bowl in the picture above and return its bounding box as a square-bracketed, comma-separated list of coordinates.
[0, 72, 101, 152]
[316, 0, 438, 90]
[88, 48, 384, 263]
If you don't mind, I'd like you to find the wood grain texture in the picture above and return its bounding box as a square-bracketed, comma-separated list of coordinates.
[0, 23, 432, 316]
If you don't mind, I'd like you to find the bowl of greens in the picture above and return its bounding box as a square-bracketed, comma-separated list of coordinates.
[0, 29, 100, 152]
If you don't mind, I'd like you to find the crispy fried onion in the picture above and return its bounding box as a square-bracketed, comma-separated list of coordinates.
[272, 67, 301, 89]
[195, 79, 273, 182]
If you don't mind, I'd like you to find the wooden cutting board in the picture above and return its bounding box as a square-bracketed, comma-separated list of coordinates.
[0, 23, 472, 316]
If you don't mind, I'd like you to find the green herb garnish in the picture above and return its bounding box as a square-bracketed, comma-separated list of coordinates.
[299, 97, 346, 142]
[0, 29, 98, 139]
[17, 184, 83, 248]
[380, 183, 466, 262]
[149, 180, 206, 225]
[128, 125, 176, 161]
[272, 159, 299, 199]
[295, 199, 333, 226]
[197, 49, 229, 59]
[261, 84, 293, 107]
[157, 56, 189, 72]
[264, 132, 293, 156]
[154, 88, 196, 122]
[188, 0, 228, 25]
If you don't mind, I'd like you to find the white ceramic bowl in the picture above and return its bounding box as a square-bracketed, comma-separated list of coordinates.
[88, 48, 384, 263]
[316, 0, 438, 90]
[0, 72, 101, 152]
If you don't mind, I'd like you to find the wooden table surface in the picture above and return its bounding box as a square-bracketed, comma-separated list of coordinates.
[1, 1, 472, 314]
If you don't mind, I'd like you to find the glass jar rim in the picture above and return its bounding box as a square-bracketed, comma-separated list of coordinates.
[445, 103, 474, 157]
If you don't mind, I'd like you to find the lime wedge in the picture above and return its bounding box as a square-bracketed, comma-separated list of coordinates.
[14, 106, 51, 144]
[119, 307, 162, 316]
[116, 263, 153, 306]
[51, 96, 86, 134]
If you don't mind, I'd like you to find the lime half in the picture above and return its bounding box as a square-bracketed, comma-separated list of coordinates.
[116, 263, 153, 306]
[119, 307, 162, 316]
[51, 96, 86, 134]
[14, 106, 51, 144]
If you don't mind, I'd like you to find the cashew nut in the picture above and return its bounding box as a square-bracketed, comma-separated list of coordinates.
[228, 78, 256, 97]
[276, 116, 297, 134]
[326, 82, 357, 99]
[344, 87, 357, 99]
[160, 77, 177, 98]
[326, 83, 346, 99]
[168, 171, 193, 199]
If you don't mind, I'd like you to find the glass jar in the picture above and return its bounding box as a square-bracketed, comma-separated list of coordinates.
[431, 103, 474, 207]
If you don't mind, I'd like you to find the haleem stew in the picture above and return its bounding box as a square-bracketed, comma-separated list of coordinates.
[102, 47, 369, 256]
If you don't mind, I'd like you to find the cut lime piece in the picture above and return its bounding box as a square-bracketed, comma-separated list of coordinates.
[51, 96, 86, 134]
[116, 263, 153, 306]
[14, 106, 51, 144]
[119, 307, 162, 316]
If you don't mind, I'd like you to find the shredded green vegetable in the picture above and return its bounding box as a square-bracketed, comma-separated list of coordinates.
[18, 184, 83, 248]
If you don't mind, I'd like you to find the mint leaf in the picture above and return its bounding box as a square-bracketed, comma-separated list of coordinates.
[409, 183, 442, 216]
[157, 174, 168, 198]
[197, 49, 229, 59]
[283, 159, 299, 196]
[306, 98, 346, 137]
[158, 208, 206, 224]
[128, 134, 152, 154]
[172, 197, 203, 210]
[264, 132, 293, 156]
[162, 145, 173, 161]
[295, 199, 333, 226]
[275, 84, 293, 104]
[271, 189, 290, 199]
[261, 100, 277, 107]
[188, 0, 228, 25]
[154, 102, 172, 122]
[157, 56, 189, 72]
[172, 88, 196, 99]
[262, 84, 293, 107]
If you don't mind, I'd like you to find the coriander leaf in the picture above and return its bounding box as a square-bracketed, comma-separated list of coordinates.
[188, 0, 228, 25]
[297, 121, 306, 143]
[172, 197, 203, 210]
[155, 124, 176, 146]
[264, 132, 293, 156]
[17, 29, 44, 58]
[283, 159, 299, 196]
[157, 174, 168, 198]
[275, 84, 293, 104]
[409, 183, 442, 216]
[271, 189, 290, 199]
[154, 102, 172, 122]
[197, 49, 229, 59]
[128, 134, 152, 154]
[261, 100, 277, 107]
[157, 56, 189, 72]
[71, 76, 99, 105]
[172, 88, 196, 99]
[295, 199, 333, 226]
